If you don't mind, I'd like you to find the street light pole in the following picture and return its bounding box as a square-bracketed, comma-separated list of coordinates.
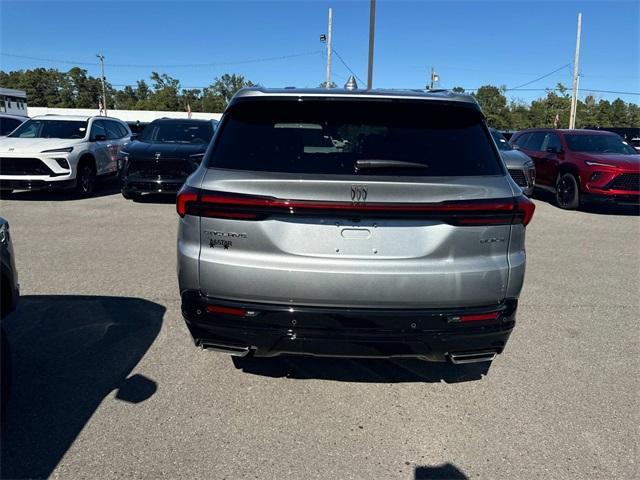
[367, 0, 376, 89]
[325, 8, 333, 88]
[96, 53, 107, 116]
[569, 12, 582, 129]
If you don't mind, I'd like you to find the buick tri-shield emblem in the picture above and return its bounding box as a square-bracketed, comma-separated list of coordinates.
[350, 184, 368, 203]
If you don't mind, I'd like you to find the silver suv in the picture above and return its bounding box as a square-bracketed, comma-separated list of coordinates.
[177, 88, 535, 365]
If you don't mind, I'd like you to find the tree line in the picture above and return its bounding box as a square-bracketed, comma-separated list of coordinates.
[0, 67, 255, 113]
[463, 84, 639, 130]
[0, 67, 638, 129]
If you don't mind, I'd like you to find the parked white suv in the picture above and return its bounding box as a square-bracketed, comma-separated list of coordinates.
[0, 115, 131, 196]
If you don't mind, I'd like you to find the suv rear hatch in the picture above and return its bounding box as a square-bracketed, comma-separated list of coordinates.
[185, 96, 531, 308]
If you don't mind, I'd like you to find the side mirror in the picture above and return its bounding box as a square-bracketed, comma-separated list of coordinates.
[93, 134, 107, 142]
[512, 144, 520, 150]
[130, 134, 139, 141]
[546, 146, 562, 154]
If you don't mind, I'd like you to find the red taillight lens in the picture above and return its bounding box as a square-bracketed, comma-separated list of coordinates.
[176, 184, 199, 217]
[515, 195, 535, 226]
[206, 304, 247, 317]
[179, 189, 535, 227]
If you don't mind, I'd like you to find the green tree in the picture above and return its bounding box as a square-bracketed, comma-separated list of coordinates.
[628, 103, 640, 126]
[508, 101, 530, 130]
[473, 85, 509, 129]
[596, 100, 612, 126]
[576, 95, 598, 128]
[528, 84, 571, 128]
[610, 98, 629, 126]
[208, 74, 255, 107]
[142, 72, 182, 110]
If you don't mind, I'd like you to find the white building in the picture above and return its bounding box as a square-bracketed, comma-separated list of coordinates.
[27, 107, 222, 123]
[0, 88, 28, 116]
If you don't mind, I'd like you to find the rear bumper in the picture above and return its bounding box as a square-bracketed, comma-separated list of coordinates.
[181, 290, 516, 362]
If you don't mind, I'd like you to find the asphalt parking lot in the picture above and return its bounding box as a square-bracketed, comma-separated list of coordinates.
[0, 185, 638, 480]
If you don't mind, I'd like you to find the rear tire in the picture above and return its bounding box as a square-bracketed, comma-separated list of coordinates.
[555, 172, 580, 210]
[74, 160, 96, 198]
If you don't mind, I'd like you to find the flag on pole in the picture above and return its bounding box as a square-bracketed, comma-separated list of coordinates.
[186, 103, 192, 119]
[98, 100, 104, 116]
[553, 112, 560, 128]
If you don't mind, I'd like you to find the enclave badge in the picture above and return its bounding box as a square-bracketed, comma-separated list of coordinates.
[350, 184, 368, 204]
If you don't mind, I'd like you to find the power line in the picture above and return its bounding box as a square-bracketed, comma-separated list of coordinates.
[508, 64, 572, 90]
[1, 50, 324, 69]
[331, 48, 365, 86]
[2, 53, 96, 66]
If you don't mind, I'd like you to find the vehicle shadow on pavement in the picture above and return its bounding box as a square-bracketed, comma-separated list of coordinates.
[532, 190, 639, 216]
[232, 355, 490, 384]
[414, 463, 468, 479]
[0, 295, 164, 479]
[2, 181, 121, 202]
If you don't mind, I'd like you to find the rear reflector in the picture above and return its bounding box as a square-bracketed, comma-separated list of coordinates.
[206, 304, 247, 317]
[177, 187, 536, 227]
[452, 312, 500, 322]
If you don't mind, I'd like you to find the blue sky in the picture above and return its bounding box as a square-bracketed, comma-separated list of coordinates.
[1, 0, 638, 104]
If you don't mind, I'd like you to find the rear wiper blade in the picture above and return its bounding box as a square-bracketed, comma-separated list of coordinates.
[355, 159, 429, 171]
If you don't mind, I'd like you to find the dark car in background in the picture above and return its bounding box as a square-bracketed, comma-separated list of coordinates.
[510, 128, 639, 209]
[1, 217, 19, 415]
[587, 127, 640, 153]
[490, 128, 535, 196]
[120, 118, 218, 199]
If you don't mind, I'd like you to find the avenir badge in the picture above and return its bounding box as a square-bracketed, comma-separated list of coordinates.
[204, 230, 247, 249]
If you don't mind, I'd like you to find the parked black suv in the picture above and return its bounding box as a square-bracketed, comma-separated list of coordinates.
[120, 118, 218, 199]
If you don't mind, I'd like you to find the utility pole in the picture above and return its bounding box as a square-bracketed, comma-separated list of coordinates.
[367, 0, 376, 89]
[428, 67, 439, 90]
[325, 8, 333, 88]
[96, 53, 107, 116]
[569, 12, 582, 129]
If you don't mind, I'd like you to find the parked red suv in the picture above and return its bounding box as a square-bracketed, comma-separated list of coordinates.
[510, 129, 639, 209]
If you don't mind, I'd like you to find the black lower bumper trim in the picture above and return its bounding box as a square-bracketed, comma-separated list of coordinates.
[180, 291, 516, 362]
[121, 176, 186, 194]
[0, 179, 75, 191]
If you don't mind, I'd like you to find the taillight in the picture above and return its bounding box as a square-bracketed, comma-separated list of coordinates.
[178, 188, 536, 227]
[514, 195, 535, 226]
[176, 184, 199, 217]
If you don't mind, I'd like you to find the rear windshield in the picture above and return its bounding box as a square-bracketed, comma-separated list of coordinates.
[141, 122, 213, 144]
[207, 99, 502, 176]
